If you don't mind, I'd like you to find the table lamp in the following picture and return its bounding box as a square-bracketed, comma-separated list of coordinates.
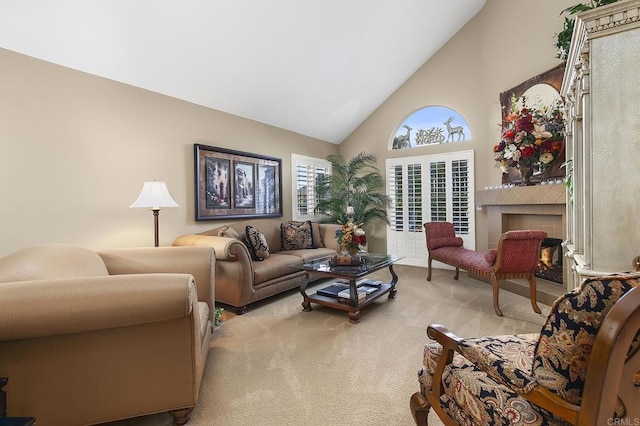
[130, 181, 178, 247]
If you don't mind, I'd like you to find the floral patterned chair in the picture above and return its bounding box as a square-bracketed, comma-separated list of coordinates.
[425, 221, 547, 316]
[410, 272, 640, 425]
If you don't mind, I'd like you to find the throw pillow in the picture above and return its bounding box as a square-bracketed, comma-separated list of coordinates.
[245, 226, 270, 261]
[311, 222, 324, 248]
[429, 236, 464, 250]
[281, 221, 314, 250]
[484, 249, 498, 265]
[218, 226, 242, 241]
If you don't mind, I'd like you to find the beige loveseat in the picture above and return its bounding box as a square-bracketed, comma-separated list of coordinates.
[0, 244, 215, 426]
[173, 219, 340, 314]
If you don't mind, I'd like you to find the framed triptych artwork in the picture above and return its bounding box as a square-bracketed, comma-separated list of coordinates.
[194, 144, 282, 220]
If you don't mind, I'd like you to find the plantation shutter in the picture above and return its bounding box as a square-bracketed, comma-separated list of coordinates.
[386, 157, 428, 266]
[426, 151, 474, 248]
[387, 150, 475, 266]
[388, 164, 404, 232]
[452, 159, 470, 235]
[291, 154, 331, 221]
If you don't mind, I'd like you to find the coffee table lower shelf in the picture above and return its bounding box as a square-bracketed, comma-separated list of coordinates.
[302, 282, 396, 324]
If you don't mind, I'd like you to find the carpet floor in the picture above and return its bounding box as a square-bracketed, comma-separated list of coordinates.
[106, 265, 552, 426]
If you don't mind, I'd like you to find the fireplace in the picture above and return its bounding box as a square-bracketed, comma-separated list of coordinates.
[535, 237, 563, 284]
[477, 183, 567, 292]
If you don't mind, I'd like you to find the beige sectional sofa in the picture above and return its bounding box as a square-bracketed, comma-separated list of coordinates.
[173, 218, 340, 314]
[0, 244, 215, 425]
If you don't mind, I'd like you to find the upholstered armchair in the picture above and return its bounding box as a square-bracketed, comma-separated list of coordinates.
[424, 221, 547, 316]
[410, 272, 640, 425]
[0, 244, 215, 426]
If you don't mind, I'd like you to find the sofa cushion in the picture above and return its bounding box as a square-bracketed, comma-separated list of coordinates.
[458, 333, 538, 393]
[279, 247, 336, 262]
[245, 226, 270, 261]
[431, 247, 493, 274]
[419, 341, 561, 425]
[281, 220, 314, 250]
[252, 253, 305, 284]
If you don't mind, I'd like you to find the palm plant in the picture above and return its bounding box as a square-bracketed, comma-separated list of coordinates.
[314, 152, 390, 227]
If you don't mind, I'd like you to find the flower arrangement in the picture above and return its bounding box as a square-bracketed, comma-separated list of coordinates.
[335, 221, 367, 255]
[494, 97, 565, 177]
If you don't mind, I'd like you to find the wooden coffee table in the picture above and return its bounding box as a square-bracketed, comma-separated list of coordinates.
[292, 254, 403, 323]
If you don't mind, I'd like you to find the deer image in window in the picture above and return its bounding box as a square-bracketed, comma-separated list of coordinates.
[393, 124, 412, 149]
[443, 117, 465, 142]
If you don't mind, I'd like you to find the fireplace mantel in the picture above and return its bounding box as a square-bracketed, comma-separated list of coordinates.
[476, 183, 566, 207]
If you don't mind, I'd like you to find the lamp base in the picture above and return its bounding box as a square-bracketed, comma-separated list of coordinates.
[153, 208, 160, 247]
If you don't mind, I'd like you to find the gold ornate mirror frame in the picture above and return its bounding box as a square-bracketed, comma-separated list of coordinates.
[499, 63, 565, 184]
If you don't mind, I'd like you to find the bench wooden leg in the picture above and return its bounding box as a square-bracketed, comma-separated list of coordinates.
[528, 275, 542, 314]
[491, 275, 503, 316]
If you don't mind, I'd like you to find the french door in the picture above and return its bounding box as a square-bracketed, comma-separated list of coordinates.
[386, 150, 475, 267]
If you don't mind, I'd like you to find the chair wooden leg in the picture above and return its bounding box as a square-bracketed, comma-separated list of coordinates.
[528, 275, 542, 314]
[492, 276, 503, 316]
[410, 391, 430, 425]
[427, 257, 433, 281]
[453, 267, 459, 280]
[169, 407, 194, 425]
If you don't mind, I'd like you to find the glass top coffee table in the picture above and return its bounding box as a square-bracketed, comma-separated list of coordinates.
[291, 253, 403, 323]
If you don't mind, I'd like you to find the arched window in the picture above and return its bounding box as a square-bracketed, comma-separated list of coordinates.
[390, 106, 472, 150]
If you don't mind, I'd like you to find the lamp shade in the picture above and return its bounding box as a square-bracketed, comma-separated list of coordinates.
[129, 181, 179, 209]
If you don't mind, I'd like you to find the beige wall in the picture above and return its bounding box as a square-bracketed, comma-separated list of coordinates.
[0, 48, 338, 257]
[1, 1, 576, 257]
[340, 0, 575, 253]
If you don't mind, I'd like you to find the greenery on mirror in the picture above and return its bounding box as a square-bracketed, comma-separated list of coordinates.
[555, 0, 621, 61]
[314, 152, 390, 228]
[561, 159, 573, 205]
[214, 307, 224, 326]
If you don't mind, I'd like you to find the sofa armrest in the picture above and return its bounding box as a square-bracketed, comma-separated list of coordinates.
[173, 234, 248, 261]
[0, 273, 197, 341]
[98, 246, 215, 314]
[172, 234, 255, 309]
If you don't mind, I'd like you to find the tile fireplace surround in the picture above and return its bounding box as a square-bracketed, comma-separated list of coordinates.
[476, 183, 567, 294]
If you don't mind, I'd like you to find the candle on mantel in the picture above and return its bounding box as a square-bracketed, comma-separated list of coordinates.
[346, 206, 354, 215]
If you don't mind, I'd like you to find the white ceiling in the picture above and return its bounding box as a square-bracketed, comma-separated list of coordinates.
[0, 0, 486, 144]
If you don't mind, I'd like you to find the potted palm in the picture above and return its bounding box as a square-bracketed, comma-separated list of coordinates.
[314, 152, 390, 230]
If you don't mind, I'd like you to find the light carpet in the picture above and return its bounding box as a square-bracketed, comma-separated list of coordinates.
[107, 265, 552, 426]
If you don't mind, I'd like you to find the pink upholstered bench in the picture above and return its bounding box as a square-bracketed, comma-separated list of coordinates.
[424, 222, 547, 316]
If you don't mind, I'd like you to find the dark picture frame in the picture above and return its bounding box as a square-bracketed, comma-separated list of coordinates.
[194, 144, 282, 220]
[499, 64, 566, 184]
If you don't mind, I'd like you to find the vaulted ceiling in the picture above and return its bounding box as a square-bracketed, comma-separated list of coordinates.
[0, 0, 486, 143]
